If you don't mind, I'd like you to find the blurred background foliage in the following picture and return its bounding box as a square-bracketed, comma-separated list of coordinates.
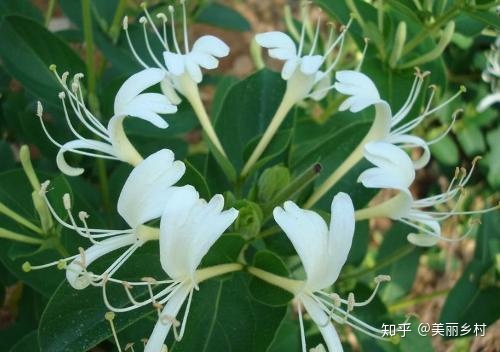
[0, 0, 498, 351]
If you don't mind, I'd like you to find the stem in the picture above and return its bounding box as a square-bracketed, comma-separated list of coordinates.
[388, 289, 449, 313]
[109, 0, 128, 43]
[247, 266, 303, 294]
[0, 202, 43, 235]
[402, 5, 460, 56]
[82, 0, 99, 113]
[44, 0, 57, 27]
[257, 225, 281, 239]
[241, 98, 294, 177]
[0, 228, 44, 245]
[339, 244, 415, 281]
[195, 263, 243, 283]
[304, 142, 364, 208]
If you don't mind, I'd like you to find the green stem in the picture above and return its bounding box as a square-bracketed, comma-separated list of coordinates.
[339, 244, 415, 281]
[257, 225, 281, 239]
[44, 0, 57, 27]
[0, 228, 43, 245]
[109, 0, 128, 43]
[402, 5, 460, 56]
[82, 0, 99, 113]
[247, 266, 303, 294]
[388, 289, 449, 313]
[195, 263, 243, 282]
[0, 202, 43, 235]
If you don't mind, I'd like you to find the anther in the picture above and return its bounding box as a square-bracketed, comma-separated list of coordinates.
[40, 180, 50, 195]
[168, 5, 175, 13]
[58, 92, 66, 99]
[22, 261, 32, 272]
[36, 101, 43, 118]
[459, 85, 467, 93]
[156, 13, 168, 22]
[78, 211, 89, 221]
[139, 16, 147, 24]
[61, 72, 69, 84]
[161, 314, 181, 327]
[122, 16, 128, 30]
[330, 293, 341, 307]
[125, 343, 135, 351]
[57, 260, 67, 270]
[141, 277, 158, 284]
[63, 193, 72, 210]
[105, 311, 115, 321]
[374, 275, 391, 283]
[347, 293, 355, 312]
[49, 64, 57, 71]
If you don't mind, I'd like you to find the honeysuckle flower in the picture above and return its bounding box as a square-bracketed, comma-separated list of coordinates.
[123, 0, 229, 156]
[242, 8, 353, 176]
[99, 185, 239, 352]
[477, 36, 500, 112]
[249, 193, 390, 351]
[304, 69, 463, 207]
[37, 67, 176, 176]
[23, 149, 185, 288]
[355, 157, 499, 246]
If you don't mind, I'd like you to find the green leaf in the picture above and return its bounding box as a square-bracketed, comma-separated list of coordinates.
[179, 159, 211, 200]
[196, 2, 251, 32]
[8, 330, 39, 352]
[456, 124, 486, 156]
[0, 16, 85, 108]
[0, 141, 15, 172]
[214, 69, 288, 173]
[0, 0, 42, 22]
[463, 9, 500, 31]
[429, 134, 459, 166]
[249, 251, 294, 307]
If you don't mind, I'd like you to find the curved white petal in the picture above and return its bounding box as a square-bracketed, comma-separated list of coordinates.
[164, 51, 186, 76]
[282, 58, 300, 80]
[334, 70, 381, 112]
[324, 192, 355, 287]
[56, 139, 115, 176]
[476, 92, 500, 112]
[114, 68, 166, 114]
[301, 294, 344, 352]
[273, 201, 328, 287]
[66, 234, 136, 289]
[160, 187, 238, 279]
[192, 35, 230, 58]
[386, 134, 430, 170]
[185, 58, 203, 84]
[255, 31, 297, 61]
[189, 51, 219, 70]
[144, 284, 192, 352]
[407, 232, 440, 247]
[300, 55, 323, 75]
[119, 93, 176, 128]
[161, 78, 182, 105]
[358, 142, 415, 191]
[310, 71, 331, 101]
[118, 149, 185, 228]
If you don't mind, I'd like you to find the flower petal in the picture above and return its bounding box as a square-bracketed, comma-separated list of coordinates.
[114, 68, 166, 114]
[192, 35, 230, 57]
[118, 149, 185, 228]
[273, 201, 328, 288]
[300, 294, 344, 352]
[358, 142, 415, 191]
[144, 284, 192, 352]
[185, 58, 203, 83]
[189, 51, 219, 70]
[163, 51, 186, 76]
[66, 234, 136, 289]
[334, 70, 381, 112]
[282, 58, 299, 80]
[160, 187, 238, 279]
[386, 134, 431, 170]
[119, 93, 177, 128]
[255, 31, 297, 60]
[325, 192, 355, 285]
[300, 55, 323, 75]
[310, 71, 331, 101]
[161, 77, 183, 105]
[56, 139, 115, 176]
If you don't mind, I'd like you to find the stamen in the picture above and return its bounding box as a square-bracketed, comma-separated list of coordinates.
[175, 287, 194, 341]
[125, 343, 135, 352]
[308, 13, 322, 56]
[105, 312, 123, 352]
[36, 101, 43, 117]
[180, 0, 189, 53]
[297, 4, 307, 57]
[297, 300, 307, 352]
[123, 16, 150, 69]
[156, 13, 170, 51]
[140, 17, 168, 70]
[140, 2, 169, 50]
[426, 109, 461, 146]
[356, 38, 369, 71]
[168, 6, 182, 54]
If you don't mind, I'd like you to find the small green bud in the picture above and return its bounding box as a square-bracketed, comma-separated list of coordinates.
[232, 200, 263, 240]
[257, 166, 291, 204]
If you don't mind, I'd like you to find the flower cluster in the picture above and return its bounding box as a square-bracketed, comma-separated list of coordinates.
[17, 1, 497, 351]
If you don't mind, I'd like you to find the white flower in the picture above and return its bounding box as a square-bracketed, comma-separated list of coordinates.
[37, 67, 177, 176]
[99, 185, 238, 351]
[334, 70, 464, 170]
[256, 8, 352, 104]
[356, 157, 499, 246]
[477, 36, 500, 112]
[25, 149, 185, 289]
[273, 193, 389, 351]
[122, 1, 228, 156]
